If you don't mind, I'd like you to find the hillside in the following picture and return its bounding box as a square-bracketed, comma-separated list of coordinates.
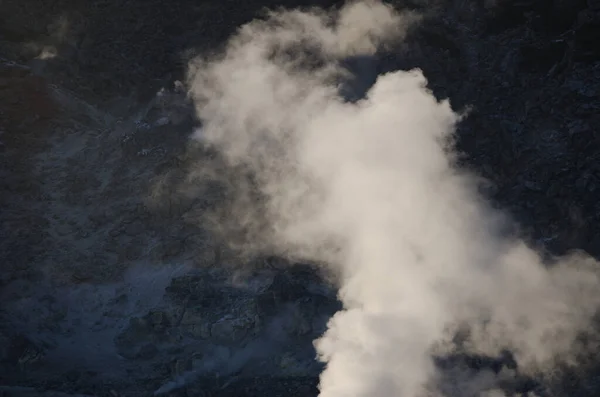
[1, 1, 600, 396]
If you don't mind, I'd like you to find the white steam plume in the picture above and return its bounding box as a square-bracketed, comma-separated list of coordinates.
[186, 1, 600, 396]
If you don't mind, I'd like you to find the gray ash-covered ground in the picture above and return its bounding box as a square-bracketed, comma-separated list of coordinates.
[1, 0, 600, 396]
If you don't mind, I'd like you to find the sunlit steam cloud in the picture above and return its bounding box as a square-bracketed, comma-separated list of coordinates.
[186, 1, 600, 396]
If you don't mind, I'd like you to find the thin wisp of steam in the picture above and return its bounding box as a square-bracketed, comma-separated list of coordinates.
[185, 1, 600, 396]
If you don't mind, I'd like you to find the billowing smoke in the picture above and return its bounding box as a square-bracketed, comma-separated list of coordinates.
[185, 1, 600, 396]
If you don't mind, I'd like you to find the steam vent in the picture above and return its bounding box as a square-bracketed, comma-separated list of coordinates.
[1, 0, 600, 396]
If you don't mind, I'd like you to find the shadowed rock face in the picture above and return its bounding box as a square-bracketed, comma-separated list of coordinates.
[1, 0, 600, 396]
[0, 0, 345, 101]
[479, 0, 588, 32]
[0, 63, 60, 146]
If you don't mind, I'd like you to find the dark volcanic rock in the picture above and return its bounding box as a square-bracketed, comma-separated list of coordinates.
[2, 0, 600, 396]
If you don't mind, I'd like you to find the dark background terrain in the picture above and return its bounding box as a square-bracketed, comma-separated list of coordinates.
[1, 0, 600, 396]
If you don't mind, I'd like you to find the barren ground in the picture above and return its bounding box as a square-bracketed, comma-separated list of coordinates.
[1, 0, 600, 396]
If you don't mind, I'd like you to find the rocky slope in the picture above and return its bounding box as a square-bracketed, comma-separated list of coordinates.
[1, 0, 600, 396]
